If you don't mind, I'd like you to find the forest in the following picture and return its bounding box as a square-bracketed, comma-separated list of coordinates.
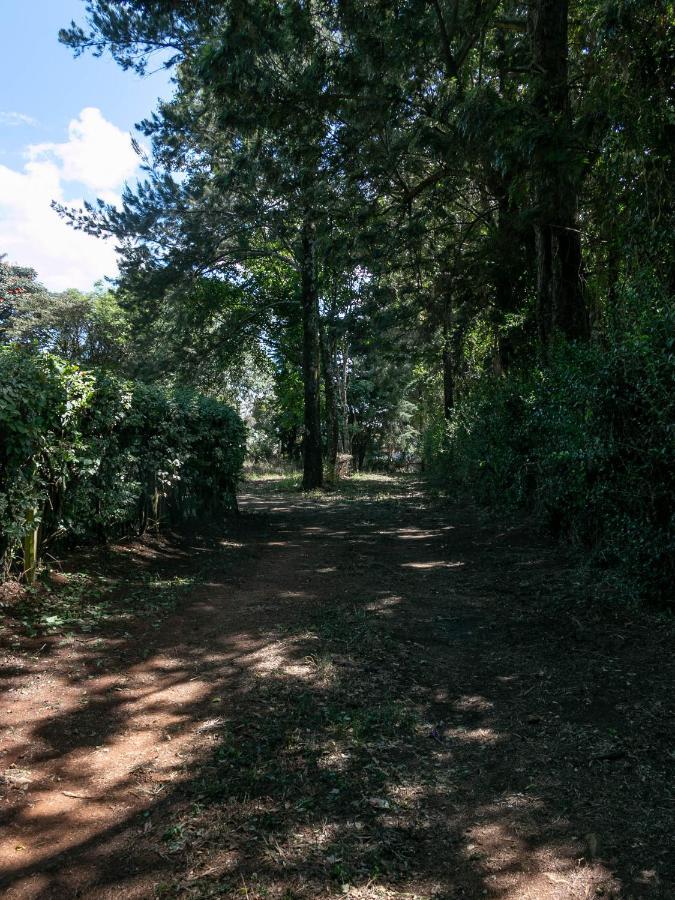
[0, 2, 673, 899]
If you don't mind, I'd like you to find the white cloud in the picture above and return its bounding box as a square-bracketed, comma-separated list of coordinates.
[0, 111, 37, 127]
[0, 108, 140, 291]
[29, 107, 138, 194]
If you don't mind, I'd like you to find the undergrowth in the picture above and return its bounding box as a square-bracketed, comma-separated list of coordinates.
[8, 570, 196, 639]
[425, 294, 674, 604]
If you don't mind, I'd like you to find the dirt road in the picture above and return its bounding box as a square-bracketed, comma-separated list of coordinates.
[1, 477, 672, 898]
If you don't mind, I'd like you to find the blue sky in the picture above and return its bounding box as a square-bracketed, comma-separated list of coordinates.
[0, 0, 172, 289]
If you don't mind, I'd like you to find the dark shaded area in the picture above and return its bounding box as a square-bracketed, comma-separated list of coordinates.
[0, 477, 672, 898]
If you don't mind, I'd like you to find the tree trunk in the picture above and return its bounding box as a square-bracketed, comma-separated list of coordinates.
[442, 321, 454, 420]
[282, 426, 298, 461]
[22, 508, 39, 584]
[320, 324, 340, 484]
[529, 0, 587, 348]
[300, 214, 323, 490]
[440, 285, 455, 418]
[339, 339, 350, 453]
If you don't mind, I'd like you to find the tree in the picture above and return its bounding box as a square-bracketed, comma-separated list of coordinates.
[3, 283, 130, 368]
[59, 1, 352, 488]
[0, 257, 49, 342]
[528, 0, 587, 346]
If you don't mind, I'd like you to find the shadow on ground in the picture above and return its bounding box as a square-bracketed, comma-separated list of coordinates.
[0, 476, 672, 898]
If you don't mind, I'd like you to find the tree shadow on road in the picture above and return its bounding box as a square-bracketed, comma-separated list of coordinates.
[1, 478, 672, 898]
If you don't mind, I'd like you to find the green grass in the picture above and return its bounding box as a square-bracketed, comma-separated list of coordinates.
[12, 570, 195, 637]
[242, 464, 417, 506]
[243, 470, 303, 491]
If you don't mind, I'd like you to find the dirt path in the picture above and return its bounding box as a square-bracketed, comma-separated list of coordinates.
[1, 477, 673, 899]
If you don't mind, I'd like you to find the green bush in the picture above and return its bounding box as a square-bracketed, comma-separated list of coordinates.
[0, 346, 246, 577]
[0, 348, 94, 574]
[428, 301, 674, 603]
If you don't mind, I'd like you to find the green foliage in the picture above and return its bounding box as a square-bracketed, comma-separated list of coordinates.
[0, 257, 49, 340]
[429, 294, 674, 602]
[0, 347, 93, 573]
[3, 282, 130, 368]
[0, 346, 245, 577]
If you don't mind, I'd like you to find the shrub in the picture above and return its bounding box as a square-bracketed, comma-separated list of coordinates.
[0, 346, 246, 577]
[428, 301, 674, 603]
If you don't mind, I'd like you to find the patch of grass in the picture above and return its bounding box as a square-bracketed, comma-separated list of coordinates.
[324, 699, 418, 742]
[244, 468, 415, 503]
[243, 460, 302, 488]
[245, 471, 303, 492]
[321, 474, 418, 505]
[304, 650, 337, 681]
[310, 603, 396, 654]
[11, 571, 195, 637]
[349, 472, 398, 483]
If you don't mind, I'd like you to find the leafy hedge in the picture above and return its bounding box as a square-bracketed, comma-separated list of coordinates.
[0, 345, 246, 577]
[426, 301, 674, 603]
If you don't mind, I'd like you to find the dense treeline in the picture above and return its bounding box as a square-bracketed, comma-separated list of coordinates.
[0, 318, 245, 579]
[3, 1, 671, 599]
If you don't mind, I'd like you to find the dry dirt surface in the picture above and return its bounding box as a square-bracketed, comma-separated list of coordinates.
[0, 476, 673, 899]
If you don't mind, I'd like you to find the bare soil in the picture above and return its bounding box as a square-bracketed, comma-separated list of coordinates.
[0, 476, 673, 899]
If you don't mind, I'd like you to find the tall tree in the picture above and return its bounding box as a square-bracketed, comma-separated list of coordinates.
[60, 0, 350, 488]
[528, 0, 587, 345]
[0, 258, 49, 343]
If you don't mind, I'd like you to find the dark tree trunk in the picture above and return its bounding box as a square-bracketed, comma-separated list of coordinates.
[282, 426, 299, 461]
[442, 343, 454, 418]
[320, 324, 340, 483]
[442, 296, 454, 419]
[300, 214, 323, 490]
[350, 425, 368, 472]
[435, 273, 456, 419]
[529, 0, 587, 348]
[339, 339, 350, 453]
